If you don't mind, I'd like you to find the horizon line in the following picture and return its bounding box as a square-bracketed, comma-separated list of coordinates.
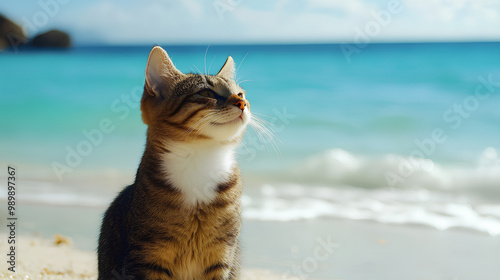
[67, 40, 500, 48]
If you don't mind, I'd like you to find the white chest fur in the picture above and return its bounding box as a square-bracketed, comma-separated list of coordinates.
[161, 142, 236, 206]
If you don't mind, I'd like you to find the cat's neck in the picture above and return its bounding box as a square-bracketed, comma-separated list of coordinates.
[151, 140, 237, 206]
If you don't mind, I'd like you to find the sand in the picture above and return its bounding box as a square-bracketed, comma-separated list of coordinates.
[1, 234, 96, 279]
[6, 204, 500, 280]
[0, 234, 281, 280]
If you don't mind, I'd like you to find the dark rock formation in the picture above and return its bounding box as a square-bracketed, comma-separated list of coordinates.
[0, 14, 27, 50]
[31, 29, 71, 48]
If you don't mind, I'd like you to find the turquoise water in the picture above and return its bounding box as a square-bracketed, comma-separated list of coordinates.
[2, 44, 499, 165]
[1, 43, 500, 235]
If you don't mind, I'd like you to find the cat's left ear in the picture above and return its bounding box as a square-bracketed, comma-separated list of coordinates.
[217, 56, 235, 81]
[145, 46, 183, 98]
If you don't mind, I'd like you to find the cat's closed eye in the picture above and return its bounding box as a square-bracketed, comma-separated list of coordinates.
[198, 90, 215, 99]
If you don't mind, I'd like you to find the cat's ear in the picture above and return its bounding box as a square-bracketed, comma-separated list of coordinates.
[217, 56, 235, 81]
[145, 46, 183, 98]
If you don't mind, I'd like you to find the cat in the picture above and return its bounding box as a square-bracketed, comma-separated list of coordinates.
[98, 46, 250, 280]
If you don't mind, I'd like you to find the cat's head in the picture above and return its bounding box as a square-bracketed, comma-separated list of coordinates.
[141, 46, 250, 144]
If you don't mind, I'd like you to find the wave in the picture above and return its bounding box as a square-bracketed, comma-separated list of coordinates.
[274, 147, 500, 201]
[6, 180, 500, 236]
[240, 147, 500, 235]
[2, 148, 499, 235]
[0, 179, 113, 208]
[242, 184, 500, 236]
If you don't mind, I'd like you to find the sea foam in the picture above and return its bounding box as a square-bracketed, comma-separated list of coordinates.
[2, 148, 499, 235]
[242, 148, 500, 235]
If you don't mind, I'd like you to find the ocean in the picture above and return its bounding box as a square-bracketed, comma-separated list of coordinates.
[1, 43, 500, 278]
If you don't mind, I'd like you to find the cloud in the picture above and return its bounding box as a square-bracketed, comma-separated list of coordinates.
[48, 0, 500, 44]
[54, 0, 218, 44]
[402, 0, 500, 22]
[389, 0, 500, 41]
[307, 0, 375, 16]
[228, 6, 354, 43]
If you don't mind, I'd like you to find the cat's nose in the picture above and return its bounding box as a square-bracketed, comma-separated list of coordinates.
[227, 94, 246, 111]
[234, 100, 246, 110]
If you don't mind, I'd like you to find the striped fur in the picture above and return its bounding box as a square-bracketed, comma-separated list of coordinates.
[98, 46, 249, 280]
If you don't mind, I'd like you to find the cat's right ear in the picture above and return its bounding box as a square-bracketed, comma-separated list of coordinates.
[145, 46, 183, 98]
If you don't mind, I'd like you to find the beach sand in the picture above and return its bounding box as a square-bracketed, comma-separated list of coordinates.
[0, 234, 282, 280]
[3, 203, 500, 280]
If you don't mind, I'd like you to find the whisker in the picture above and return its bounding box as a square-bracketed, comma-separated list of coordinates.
[253, 118, 281, 150]
[239, 139, 253, 158]
[192, 112, 226, 138]
[237, 79, 253, 86]
[188, 111, 216, 131]
[248, 122, 268, 152]
[236, 52, 249, 75]
[251, 121, 281, 151]
[204, 44, 211, 75]
[252, 112, 275, 120]
[251, 115, 281, 140]
[208, 55, 217, 75]
[247, 114, 282, 159]
[193, 64, 203, 75]
[235, 74, 249, 84]
[182, 111, 217, 139]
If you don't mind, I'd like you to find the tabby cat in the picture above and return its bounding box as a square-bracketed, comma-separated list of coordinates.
[98, 46, 250, 280]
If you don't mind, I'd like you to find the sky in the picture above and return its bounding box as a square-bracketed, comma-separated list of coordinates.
[1, 0, 500, 45]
